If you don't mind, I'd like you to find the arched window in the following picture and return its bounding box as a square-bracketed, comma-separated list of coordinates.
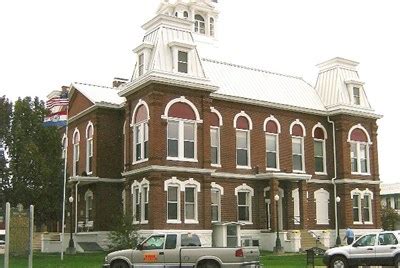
[351, 188, 374, 224]
[234, 112, 252, 168]
[290, 120, 306, 172]
[194, 14, 205, 34]
[314, 188, 329, 224]
[211, 182, 223, 222]
[61, 134, 67, 159]
[131, 178, 150, 224]
[210, 107, 223, 166]
[348, 125, 371, 174]
[86, 122, 94, 174]
[164, 97, 200, 161]
[264, 116, 280, 170]
[72, 129, 80, 176]
[84, 189, 93, 222]
[235, 184, 254, 223]
[313, 123, 327, 174]
[183, 11, 188, 19]
[132, 100, 149, 163]
[210, 17, 215, 37]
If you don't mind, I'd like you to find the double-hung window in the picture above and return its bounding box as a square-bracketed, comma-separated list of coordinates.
[313, 125, 327, 174]
[72, 130, 80, 176]
[184, 186, 197, 223]
[353, 87, 361, 105]
[133, 187, 140, 223]
[363, 194, 372, 223]
[142, 185, 149, 223]
[138, 53, 144, 76]
[133, 102, 149, 163]
[235, 114, 252, 168]
[211, 188, 221, 222]
[352, 189, 373, 224]
[194, 14, 205, 34]
[86, 123, 94, 174]
[264, 118, 280, 170]
[291, 122, 305, 172]
[349, 127, 370, 174]
[238, 191, 251, 222]
[353, 194, 361, 223]
[167, 185, 180, 222]
[210, 109, 222, 166]
[178, 51, 188, 73]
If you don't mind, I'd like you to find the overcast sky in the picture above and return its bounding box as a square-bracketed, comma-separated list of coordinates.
[1, 0, 399, 183]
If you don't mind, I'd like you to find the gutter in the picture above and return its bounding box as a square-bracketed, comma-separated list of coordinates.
[328, 116, 339, 240]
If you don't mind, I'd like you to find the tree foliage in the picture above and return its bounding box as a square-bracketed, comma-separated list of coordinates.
[5, 97, 63, 226]
[108, 214, 139, 251]
[381, 206, 400, 231]
[0, 96, 12, 202]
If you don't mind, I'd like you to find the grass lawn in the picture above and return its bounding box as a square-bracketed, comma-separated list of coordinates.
[0, 251, 323, 268]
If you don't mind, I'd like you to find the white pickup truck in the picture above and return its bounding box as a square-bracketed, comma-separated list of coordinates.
[103, 232, 260, 268]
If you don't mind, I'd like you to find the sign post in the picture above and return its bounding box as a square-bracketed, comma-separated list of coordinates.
[4, 202, 10, 268]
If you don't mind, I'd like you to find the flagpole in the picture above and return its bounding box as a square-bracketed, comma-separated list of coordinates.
[60, 87, 70, 260]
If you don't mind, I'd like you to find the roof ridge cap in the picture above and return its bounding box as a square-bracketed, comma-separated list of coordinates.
[74, 82, 113, 89]
[201, 58, 303, 80]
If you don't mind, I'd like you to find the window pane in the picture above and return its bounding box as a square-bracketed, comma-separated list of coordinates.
[168, 140, 178, 157]
[144, 141, 148, 159]
[185, 188, 195, 202]
[186, 204, 195, 219]
[135, 125, 141, 143]
[293, 155, 302, 170]
[292, 138, 301, 154]
[211, 190, 219, 204]
[168, 187, 178, 201]
[238, 207, 249, 221]
[237, 149, 248, 166]
[315, 157, 324, 172]
[238, 192, 247, 205]
[184, 141, 194, 158]
[361, 159, 368, 173]
[210, 128, 218, 146]
[314, 141, 323, 156]
[266, 152, 277, 168]
[168, 203, 178, 220]
[211, 206, 219, 221]
[184, 123, 194, 140]
[236, 131, 247, 148]
[353, 195, 360, 222]
[168, 121, 179, 138]
[266, 135, 276, 152]
[136, 144, 141, 160]
[178, 51, 188, 62]
[211, 147, 218, 164]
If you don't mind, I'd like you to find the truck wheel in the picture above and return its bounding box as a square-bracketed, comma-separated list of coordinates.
[197, 260, 220, 268]
[394, 255, 400, 268]
[111, 260, 129, 268]
[330, 255, 348, 268]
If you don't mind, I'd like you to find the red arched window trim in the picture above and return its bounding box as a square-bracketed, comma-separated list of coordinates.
[292, 124, 303, 137]
[266, 121, 278, 133]
[350, 128, 368, 142]
[168, 102, 196, 120]
[135, 104, 148, 123]
[314, 127, 325, 140]
[210, 113, 219, 127]
[236, 116, 249, 130]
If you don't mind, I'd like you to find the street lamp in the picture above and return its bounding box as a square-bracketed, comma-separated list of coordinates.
[335, 196, 341, 246]
[66, 196, 76, 254]
[273, 194, 283, 253]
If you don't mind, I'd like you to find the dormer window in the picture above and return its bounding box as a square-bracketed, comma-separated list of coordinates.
[178, 51, 188, 73]
[210, 17, 215, 37]
[194, 14, 205, 34]
[183, 11, 188, 19]
[138, 54, 144, 76]
[353, 87, 360, 105]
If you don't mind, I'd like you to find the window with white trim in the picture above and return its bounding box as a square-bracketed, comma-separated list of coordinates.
[353, 193, 361, 222]
[351, 188, 373, 224]
[72, 130, 80, 176]
[313, 125, 327, 174]
[315, 188, 329, 224]
[142, 185, 149, 222]
[235, 114, 251, 168]
[349, 127, 370, 174]
[138, 53, 144, 76]
[194, 14, 205, 34]
[353, 87, 361, 105]
[166, 100, 198, 161]
[178, 51, 188, 73]
[363, 193, 372, 223]
[237, 191, 251, 222]
[86, 123, 94, 174]
[167, 185, 180, 221]
[210, 17, 215, 37]
[211, 188, 221, 222]
[132, 186, 140, 223]
[184, 186, 197, 222]
[183, 11, 188, 19]
[291, 122, 305, 172]
[133, 102, 149, 163]
[210, 127, 220, 165]
[62, 135, 67, 159]
[266, 132, 278, 169]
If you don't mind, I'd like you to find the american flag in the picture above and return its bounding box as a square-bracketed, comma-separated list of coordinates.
[46, 97, 69, 109]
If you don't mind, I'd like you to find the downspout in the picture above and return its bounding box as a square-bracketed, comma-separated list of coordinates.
[75, 181, 80, 234]
[328, 116, 339, 243]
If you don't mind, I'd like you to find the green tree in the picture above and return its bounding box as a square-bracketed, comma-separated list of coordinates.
[0, 96, 12, 203]
[381, 206, 400, 231]
[108, 214, 139, 251]
[6, 97, 63, 227]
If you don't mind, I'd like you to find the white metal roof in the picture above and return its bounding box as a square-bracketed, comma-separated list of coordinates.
[202, 59, 327, 111]
[72, 82, 125, 107]
[381, 183, 400, 195]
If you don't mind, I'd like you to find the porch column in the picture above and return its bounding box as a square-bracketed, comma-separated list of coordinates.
[287, 182, 295, 230]
[298, 180, 308, 229]
[270, 178, 279, 231]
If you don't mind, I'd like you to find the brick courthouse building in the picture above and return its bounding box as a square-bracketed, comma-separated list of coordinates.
[63, 0, 382, 251]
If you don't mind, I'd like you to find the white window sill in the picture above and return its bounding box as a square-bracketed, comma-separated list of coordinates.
[236, 165, 252, 170]
[87, 171, 93, 175]
[238, 221, 253, 225]
[140, 220, 149, 224]
[315, 172, 327, 175]
[133, 221, 140, 225]
[184, 219, 199, 224]
[132, 158, 149, 165]
[364, 221, 373, 225]
[353, 221, 363, 225]
[351, 172, 371, 176]
[167, 157, 198, 163]
[167, 220, 182, 224]
[266, 168, 280, 172]
[293, 170, 306, 174]
[211, 220, 221, 224]
[316, 222, 329, 225]
[211, 164, 221, 168]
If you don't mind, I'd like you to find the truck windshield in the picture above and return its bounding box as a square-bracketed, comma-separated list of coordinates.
[142, 235, 165, 250]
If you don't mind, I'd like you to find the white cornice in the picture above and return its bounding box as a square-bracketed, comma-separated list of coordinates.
[256, 172, 312, 181]
[68, 103, 124, 124]
[142, 14, 193, 33]
[121, 165, 216, 177]
[211, 172, 256, 179]
[119, 70, 218, 97]
[68, 176, 125, 183]
[335, 178, 380, 185]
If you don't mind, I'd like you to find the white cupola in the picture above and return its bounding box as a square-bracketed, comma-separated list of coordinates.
[315, 57, 374, 112]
